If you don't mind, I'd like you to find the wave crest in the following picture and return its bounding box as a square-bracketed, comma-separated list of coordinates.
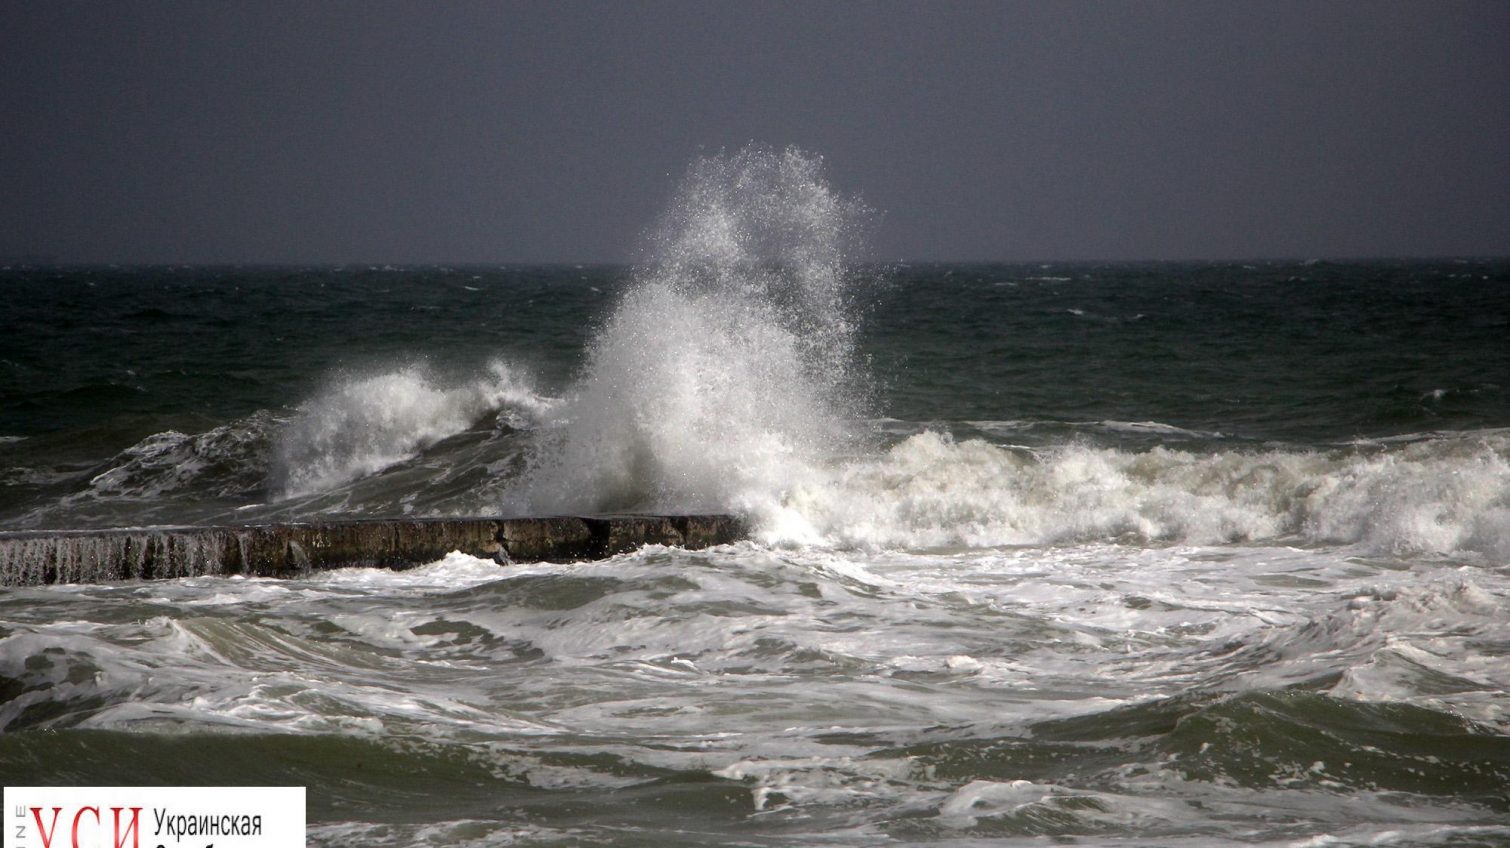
[274, 360, 550, 499]
[769, 430, 1510, 558]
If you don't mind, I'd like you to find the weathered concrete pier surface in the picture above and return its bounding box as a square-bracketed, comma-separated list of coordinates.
[0, 514, 745, 587]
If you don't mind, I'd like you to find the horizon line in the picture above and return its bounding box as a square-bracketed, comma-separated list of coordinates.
[3, 254, 1508, 269]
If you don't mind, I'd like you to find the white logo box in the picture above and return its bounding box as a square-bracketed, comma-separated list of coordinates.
[5, 787, 304, 848]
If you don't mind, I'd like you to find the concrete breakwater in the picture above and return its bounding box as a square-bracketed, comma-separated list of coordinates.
[0, 514, 745, 587]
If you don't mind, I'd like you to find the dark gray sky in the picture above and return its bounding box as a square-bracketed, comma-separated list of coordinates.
[3, 1, 1507, 263]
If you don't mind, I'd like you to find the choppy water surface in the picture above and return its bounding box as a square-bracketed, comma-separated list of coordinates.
[5, 547, 1508, 846]
[3, 149, 1509, 845]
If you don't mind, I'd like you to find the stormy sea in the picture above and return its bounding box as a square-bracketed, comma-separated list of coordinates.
[3, 149, 1509, 846]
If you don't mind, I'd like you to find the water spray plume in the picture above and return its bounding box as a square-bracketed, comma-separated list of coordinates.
[519, 146, 874, 516]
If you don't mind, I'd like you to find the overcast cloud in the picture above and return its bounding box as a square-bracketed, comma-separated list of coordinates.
[2, 1, 1506, 263]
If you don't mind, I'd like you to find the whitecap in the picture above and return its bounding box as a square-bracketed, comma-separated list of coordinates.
[273, 359, 554, 498]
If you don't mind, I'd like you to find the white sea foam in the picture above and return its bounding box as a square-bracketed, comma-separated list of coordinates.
[764, 429, 1510, 559]
[494, 147, 1506, 568]
[517, 146, 871, 514]
[6, 534, 1508, 841]
[274, 359, 552, 498]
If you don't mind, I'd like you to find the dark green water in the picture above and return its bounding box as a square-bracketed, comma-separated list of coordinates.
[3, 260, 1507, 529]
[3, 258, 1509, 847]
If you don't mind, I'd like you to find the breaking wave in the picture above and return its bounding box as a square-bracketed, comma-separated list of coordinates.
[504, 147, 1507, 563]
[274, 360, 551, 499]
[769, 429, 1510, 559]
[56, 414, 278, 510]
